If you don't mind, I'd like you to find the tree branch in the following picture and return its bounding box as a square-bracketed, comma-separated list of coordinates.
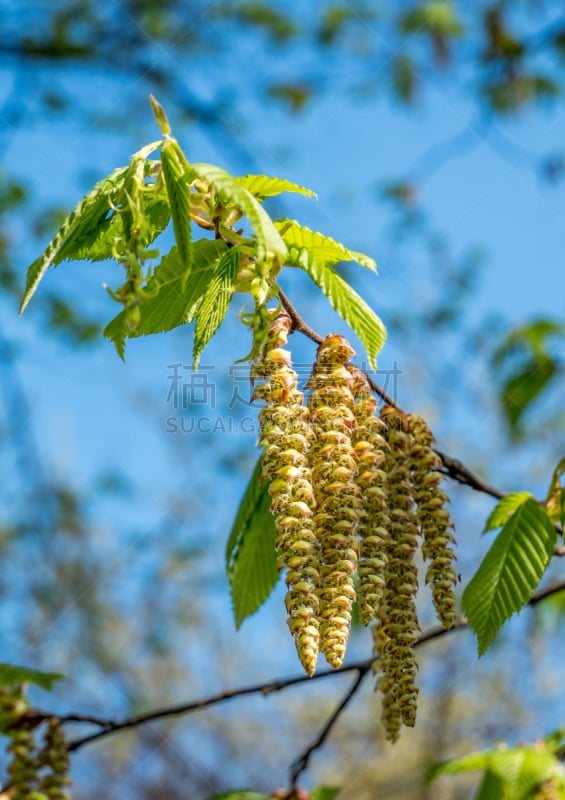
[61, 577, 565, 758]
[289, 668, 369, 792]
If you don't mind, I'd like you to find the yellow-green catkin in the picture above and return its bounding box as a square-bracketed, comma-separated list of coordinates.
[254, 310, 320, 676]
[407, 414, 457, 629]
[1, 684, 38, 800]
[372, 622, 402, 743]
[39, 718, 71, 800]
[377, 405, 420, 737]
[533, 779, 561, 800]
[307, 334, 361, 669]
[350, 368, 390, 625]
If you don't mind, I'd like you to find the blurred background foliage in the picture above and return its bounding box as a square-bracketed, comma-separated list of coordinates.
[0, 2, 564, 798]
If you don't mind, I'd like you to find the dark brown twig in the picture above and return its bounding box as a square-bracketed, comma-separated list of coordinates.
[289, 668, 369, 791]
[61, 577, 565, 758]
[279, 286, 324, 346]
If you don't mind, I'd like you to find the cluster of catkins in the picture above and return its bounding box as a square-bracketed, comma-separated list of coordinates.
[253, 311, 457, 741]
[0, 684, 71, 799]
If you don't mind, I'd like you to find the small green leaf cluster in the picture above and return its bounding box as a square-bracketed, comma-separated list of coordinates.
[426, 729, 565, 799]
[20, 97, 385, 374]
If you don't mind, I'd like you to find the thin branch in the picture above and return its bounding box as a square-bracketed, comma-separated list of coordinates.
[434, 449, 505, 501]
[61, 577, 565, 756]
[289, 668, 369, 792]
[279, 287, 324, 346]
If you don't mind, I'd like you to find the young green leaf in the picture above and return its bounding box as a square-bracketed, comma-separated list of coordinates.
[20, 166, 127, 313]
[462, 499, 557, 656]
[297, 256, 386, 368]
[425, 750, 493, 784]
[186, 163, 288, 264]
[235, 174, 317, 201]
[474, 770, 504, 800]
[427, 744, 560, 800]
[482, 492, 533, 534]
[0, 664, 64, 691]
[275, 218, 376, 271]
[501, 355, 557, 434]
[20, 140, 164, 313]
[58, 192, 170, 263]
[311, 787, 341, 800]
[205, 793, 269, 800]
[161, 139, 193, 269]
[546, 457, 565, 527]
[193, 248, 240, 367]
[149, 93, 172, 136]
[227, 459, 278, 628]
[104, 239, 227, 357]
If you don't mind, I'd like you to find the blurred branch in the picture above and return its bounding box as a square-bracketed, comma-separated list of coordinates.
[407, 116, 486, 183]
[54, 576, 565, 761]
[289, 668, 369, 793]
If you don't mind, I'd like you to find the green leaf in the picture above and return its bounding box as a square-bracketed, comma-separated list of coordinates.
[482, 493, 533, 534]
[58, 191, 170, 263]
[20, 140, 164, 313]
[426, 751, 492, 784]
[227, 458, 278, 628]
[0, 664, 64, 691]
[193, 248, 240, 368]
[546, 457, 565, 527]
[20, 166, 127, 313]
[205, 793, 269, 800]
[235, 174, 317, 201]
[501, 356, 557, 433]
[161, 139, 193, 269]
[311, 787, 341, 800]
[296, 256, 386, 369]
[427, 746, 558, 799]
[475, 770, 505, 800]
[186, 163, 288, 264]
[462, 499, 557, 656]
[543, 729, 565, 755]
[487, 749, 558, 799]
[275, 218, 377, 271]
[400, 2, 464, 36]
[104, 239, 227, 358]
[492, 319, 565, 436]
[493, 320, 565, 364]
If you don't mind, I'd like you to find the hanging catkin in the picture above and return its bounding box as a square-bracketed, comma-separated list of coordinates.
[1, 684, 38, 800]
[254, 311, 320, 676]
[407, 414, 457, 629]
[307, 334, 361, 669]
[39, 718, 71, 800]
[350, 367, 390, 625]
[377, 405, 420, 736]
